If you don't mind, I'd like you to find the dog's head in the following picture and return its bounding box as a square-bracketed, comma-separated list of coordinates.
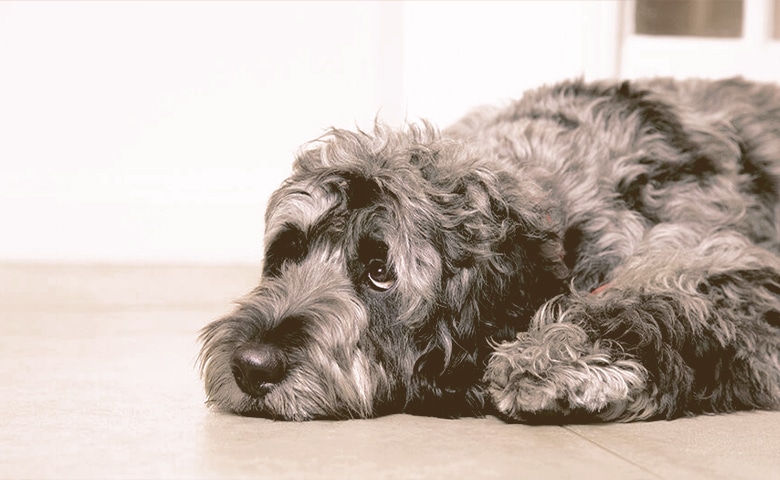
[198, 123, 567, 420]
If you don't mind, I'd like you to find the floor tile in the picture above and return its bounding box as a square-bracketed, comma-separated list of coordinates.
[567, 412, 780, 480]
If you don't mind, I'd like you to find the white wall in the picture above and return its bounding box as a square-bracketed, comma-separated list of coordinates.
[402, 1, 619, 125]
[0, 1, 616, 264]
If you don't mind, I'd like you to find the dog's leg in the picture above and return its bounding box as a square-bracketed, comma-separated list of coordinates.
[486, 311, 654, 422]
[486, 245, 780, 423]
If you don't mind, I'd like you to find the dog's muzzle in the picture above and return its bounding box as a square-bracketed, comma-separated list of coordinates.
[230, 343, 287, 397]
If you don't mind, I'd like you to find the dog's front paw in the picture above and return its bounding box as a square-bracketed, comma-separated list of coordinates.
[485, 323, 650, 422]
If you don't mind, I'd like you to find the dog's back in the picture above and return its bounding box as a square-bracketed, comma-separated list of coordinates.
[447, 78, 780, 291]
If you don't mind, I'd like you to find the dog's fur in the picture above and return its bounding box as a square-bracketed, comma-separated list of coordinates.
[199, 77, 780, 422]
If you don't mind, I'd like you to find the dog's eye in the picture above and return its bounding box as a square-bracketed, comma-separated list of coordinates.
[366, 259, 396, 291]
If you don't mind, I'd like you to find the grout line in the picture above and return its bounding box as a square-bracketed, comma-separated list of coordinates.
[564, 426, 665, 479]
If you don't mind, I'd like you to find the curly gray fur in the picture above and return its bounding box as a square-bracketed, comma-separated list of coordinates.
[200, 77, 780, 422]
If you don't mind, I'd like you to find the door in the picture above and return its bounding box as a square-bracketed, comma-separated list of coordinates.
[620, 0, 780, 80]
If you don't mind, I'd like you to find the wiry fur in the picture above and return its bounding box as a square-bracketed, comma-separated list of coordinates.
[199, 77, 780, 422]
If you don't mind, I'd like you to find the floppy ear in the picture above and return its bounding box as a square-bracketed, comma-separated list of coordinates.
[439, 166, 569, 328]
[407, 161, 568, 417]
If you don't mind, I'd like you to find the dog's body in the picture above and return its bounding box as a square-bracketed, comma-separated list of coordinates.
[200, 77, 780, 422]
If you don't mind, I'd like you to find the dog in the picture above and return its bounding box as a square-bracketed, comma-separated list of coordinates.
[199, 77, 780, 422]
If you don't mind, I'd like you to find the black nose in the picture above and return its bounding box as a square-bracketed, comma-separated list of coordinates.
[231, 343, 287, 397]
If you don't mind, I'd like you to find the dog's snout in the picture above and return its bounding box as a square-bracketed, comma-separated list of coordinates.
[231, 343, 287, 397]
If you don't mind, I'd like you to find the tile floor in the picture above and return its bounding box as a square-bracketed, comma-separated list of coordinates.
[1, 264, 778, 479]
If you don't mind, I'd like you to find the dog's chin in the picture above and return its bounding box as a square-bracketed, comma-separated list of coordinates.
[209, 383, 317, 421]
[232, 397, 360, 422]
[206, 366, 377, 421]
[232, 404, 340, 421]
[231, 396, 318, 422]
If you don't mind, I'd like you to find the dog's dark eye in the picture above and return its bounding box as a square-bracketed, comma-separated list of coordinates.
[366, 259, 396, 291]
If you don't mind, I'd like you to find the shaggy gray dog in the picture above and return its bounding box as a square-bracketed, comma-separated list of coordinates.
[199, 77, 780, 422]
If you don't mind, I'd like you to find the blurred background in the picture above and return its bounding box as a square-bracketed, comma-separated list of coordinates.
[1, 0, 779, 265]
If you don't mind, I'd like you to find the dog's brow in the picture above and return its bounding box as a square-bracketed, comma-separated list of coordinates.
[266, 185, 340, 241]
[288, 189, 313, 198]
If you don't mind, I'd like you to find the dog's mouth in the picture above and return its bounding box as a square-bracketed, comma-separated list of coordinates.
[230, 343, 288, 398]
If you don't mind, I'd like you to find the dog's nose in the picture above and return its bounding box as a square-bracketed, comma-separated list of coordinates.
[231, 343, 287, 397]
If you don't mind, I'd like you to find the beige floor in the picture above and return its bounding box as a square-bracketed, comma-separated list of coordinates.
[1, 264, 779, 479]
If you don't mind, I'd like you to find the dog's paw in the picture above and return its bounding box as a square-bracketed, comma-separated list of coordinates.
[485, 323, 651, 422]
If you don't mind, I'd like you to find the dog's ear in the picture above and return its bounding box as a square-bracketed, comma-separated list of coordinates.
[407, 161, 568, 417]
[437, 165, 569, 320]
